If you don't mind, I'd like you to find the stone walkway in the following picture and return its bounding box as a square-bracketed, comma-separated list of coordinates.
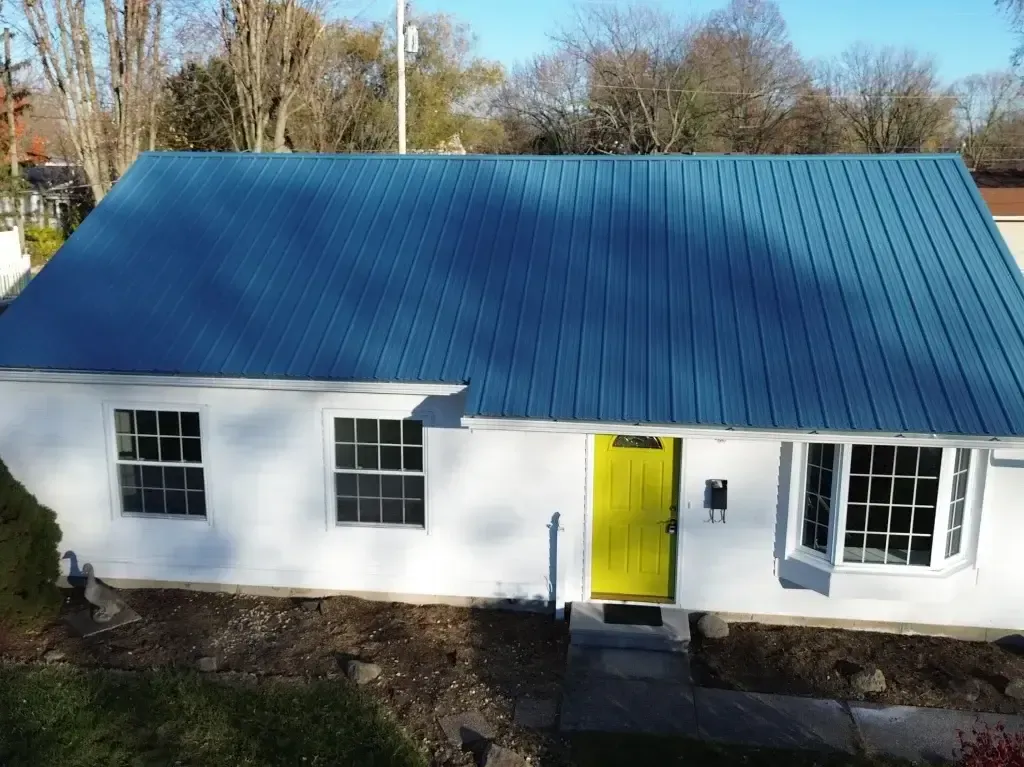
[561, 646, 1024, 763]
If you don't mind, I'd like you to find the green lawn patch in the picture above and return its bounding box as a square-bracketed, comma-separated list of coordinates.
[0, 665, 426, 767]
[569, 732, 909, 766]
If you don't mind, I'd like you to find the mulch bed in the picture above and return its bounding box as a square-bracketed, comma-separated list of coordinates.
[691, 621, 1024, 715]
[0, 588, 569, 766]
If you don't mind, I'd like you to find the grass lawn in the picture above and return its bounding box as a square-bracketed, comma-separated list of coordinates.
[0, 664, 917, 767]
[0, 665, 426, 767]
[569, 733, 911, 767]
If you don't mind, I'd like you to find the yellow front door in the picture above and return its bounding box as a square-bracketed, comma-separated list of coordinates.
[591, 435, 678, 602]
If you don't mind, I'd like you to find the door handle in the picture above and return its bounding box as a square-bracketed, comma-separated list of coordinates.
[665, 519, 678, 535]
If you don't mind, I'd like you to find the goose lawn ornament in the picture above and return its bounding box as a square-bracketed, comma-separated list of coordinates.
[81, 563, 126, 623]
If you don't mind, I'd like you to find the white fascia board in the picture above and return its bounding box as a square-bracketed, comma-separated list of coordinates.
[0, 368, 467, 396]
[461, 416, 1024, 449]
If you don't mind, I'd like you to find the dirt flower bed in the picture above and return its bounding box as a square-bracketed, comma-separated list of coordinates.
[691, 621, 1024, 715]
[0, 588, 569, 766]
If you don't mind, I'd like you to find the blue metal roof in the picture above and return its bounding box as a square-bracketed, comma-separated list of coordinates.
[2, 151, 1024, 436]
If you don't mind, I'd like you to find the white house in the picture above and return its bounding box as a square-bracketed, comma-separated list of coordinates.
[2, 152, 1024, 637]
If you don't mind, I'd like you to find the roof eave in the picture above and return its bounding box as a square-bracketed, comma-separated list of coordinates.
[0, 368, 467, 396]
[461, 416, 1024, 449]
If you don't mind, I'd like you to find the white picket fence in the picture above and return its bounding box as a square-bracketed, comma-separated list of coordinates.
[0, 227, 30, 299]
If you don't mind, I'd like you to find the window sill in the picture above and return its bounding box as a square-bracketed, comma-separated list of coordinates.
[778, 550, 977, 602]
[121, 513, 208, 522]
[334, 522, 427, 532]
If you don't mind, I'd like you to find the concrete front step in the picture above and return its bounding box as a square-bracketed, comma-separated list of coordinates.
[566, 646, 692, 684]
[568, 602, 690, 653]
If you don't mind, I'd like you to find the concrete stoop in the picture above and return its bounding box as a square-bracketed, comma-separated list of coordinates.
[568, 602, 691, 653]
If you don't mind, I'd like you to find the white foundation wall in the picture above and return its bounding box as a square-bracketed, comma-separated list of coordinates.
[0, 380, 587, 604]
[676, 438, 1024, 629]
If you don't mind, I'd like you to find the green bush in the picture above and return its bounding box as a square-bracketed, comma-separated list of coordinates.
[0, 456, 62, 627]
[24, 226, 64, 267]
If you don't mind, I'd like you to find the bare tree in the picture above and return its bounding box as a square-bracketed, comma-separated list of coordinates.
[784, 77, 846, 154]
[220, 0, 325, 152]
[556, 6, 716, 154]
[290, 22, 392, 153]
[953, 71, 1024, 169]
[696, 0, 807, 153]
[496, 52, 592, 154]
[824, 45, 953, 153]
[22, 0, 164, 202]
[997, 0, 1024, 64]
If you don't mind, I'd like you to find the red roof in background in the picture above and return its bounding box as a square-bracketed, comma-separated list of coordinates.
[973, 170, 1024, 216]
[979, 188, 1024, 216]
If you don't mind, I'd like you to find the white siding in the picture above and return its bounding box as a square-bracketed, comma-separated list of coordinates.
[5, 377, 1024, 629]
[994, 217, 1024, 271]
[0, 380, 586, 604]
[677, 438, 1024, 629]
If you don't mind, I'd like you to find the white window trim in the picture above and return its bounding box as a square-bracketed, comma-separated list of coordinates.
[102, 402, 213, 524]
[320, 408, 435, 533]
[780, 442, 984, 601]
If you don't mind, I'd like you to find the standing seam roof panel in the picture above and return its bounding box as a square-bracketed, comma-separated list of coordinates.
[3, 152, 1024, 437]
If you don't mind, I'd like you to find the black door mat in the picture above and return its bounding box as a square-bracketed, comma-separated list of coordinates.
[603, 603, 663, 627]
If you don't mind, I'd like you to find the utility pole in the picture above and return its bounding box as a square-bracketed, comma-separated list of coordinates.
[396, 0, 406, 154]
[3, 28, 21, 246]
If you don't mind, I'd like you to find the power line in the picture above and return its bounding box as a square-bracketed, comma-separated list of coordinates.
[533, 78, 963, 99]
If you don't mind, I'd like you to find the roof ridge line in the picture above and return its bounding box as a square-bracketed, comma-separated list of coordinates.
[137, 151, 965, 163]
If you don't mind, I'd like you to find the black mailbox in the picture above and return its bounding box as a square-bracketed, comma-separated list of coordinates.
[707, 479, 728, 510]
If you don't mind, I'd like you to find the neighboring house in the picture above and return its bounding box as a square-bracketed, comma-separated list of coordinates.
[976, 171, 1024, 271]
[2, 152, 1024, 634]
[0, 160, 83, 232]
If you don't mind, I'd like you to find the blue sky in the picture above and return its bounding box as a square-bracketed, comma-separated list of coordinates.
[359, 0, 1018, 83]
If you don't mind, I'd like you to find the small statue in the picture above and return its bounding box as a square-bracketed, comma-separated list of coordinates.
[82, 563, 126, 623]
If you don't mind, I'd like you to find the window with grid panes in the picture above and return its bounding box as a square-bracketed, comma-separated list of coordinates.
[114, 409, 206, 517]
[799, 443, 977, 568]
[802, 443, 835, 554]
[843, 445, 940, 565]
[332, 418, 425, 527]
[945, 449, 971, 558]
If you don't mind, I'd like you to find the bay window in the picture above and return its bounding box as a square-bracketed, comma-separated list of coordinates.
[798, 443, 979, 571]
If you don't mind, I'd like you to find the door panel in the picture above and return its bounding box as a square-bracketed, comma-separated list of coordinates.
[591, 435, 678, 601]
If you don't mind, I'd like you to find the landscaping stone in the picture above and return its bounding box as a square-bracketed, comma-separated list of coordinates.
[43, 649, 65, 663]
[476, 743, 526, 767]
[346, 660, 381, 685]
[851, 668, 886, 694]
[1005, 678, 1024, 699]
[197, 656, 219, 672]
[438, 709, 496, 748]
[513, 696, 558, 729]
[697, 613, 729, 639]
[951, 677, 982, 702]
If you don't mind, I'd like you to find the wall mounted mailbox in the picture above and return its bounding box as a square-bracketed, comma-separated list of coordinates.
[707, 479, 728, 509]
[707, 479, 728, 523]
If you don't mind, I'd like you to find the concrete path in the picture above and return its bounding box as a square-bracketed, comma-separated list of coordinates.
[850, 703, 1024, 764]
[560, 646, 697, 735]
[561, 646, 1024, 763]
